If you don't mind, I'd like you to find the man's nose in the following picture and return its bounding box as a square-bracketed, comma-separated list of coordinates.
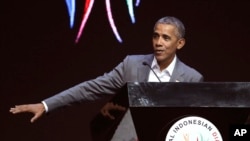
[156, 37, 163, 46]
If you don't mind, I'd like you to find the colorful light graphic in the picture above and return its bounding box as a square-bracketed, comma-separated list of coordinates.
[75, 0, 95, 43]
[65, 0, 76, 28]
[65, 0, 141, 44]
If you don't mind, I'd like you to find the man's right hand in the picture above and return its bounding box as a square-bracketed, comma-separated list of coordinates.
[9, 103, 45, 123]
[100, 102, 126, 120]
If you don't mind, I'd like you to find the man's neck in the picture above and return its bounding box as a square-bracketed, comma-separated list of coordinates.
[158, 57, 175, 71]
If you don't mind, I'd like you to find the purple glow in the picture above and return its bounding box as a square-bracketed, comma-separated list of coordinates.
[106, 0, 123, 43]
[135, 0, 141, 7]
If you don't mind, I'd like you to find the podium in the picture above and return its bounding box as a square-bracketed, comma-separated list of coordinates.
[127, 82, 250, 141]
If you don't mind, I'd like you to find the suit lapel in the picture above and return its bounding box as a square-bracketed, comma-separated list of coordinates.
[170, 58, 185, 82]
[137, 54, 154, 82]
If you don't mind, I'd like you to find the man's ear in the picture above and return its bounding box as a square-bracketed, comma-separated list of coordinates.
[177, 38, 185, 50]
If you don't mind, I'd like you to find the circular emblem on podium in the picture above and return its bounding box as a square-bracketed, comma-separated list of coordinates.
[165, 116, 223, 141]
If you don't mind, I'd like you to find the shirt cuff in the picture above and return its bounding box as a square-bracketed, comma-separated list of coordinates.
[42, 101, 48, 113]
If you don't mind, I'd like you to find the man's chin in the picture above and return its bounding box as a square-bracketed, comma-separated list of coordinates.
[155, 53, 164, 61]
[155, 56, 165, 62]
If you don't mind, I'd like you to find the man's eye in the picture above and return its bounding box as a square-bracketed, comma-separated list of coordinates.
[153, 34, 159, 38]
[164, 37, 169, 41]
[163, 36, 170, 41]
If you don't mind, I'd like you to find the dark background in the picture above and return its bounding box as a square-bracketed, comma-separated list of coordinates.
[2, 0, 250, 140]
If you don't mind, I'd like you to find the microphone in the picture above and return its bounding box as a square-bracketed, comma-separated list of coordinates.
[142, 62, 161, 82]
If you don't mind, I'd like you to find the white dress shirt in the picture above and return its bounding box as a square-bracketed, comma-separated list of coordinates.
[148, 55, 176, 82]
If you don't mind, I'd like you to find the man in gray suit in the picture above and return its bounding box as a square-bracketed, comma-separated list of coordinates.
[10, 16, 203, 141]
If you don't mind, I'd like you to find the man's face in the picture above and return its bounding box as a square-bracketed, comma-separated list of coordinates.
[152, 23, 185, 65]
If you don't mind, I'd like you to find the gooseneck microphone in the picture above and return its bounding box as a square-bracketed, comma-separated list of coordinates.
[142, 62, 162, 82]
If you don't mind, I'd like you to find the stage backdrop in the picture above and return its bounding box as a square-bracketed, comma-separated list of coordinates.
[2, 0, 250, 141]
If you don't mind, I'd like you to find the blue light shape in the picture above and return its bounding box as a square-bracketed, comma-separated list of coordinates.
[65, 0, 76, 28]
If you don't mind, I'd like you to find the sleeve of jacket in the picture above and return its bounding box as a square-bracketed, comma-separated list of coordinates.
[43, 56, 130, 112]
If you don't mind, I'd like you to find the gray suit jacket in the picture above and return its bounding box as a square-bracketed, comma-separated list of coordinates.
[44, 54, 203, 112]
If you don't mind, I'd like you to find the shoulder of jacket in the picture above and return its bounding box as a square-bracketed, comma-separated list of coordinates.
[125, 54, 153, 59]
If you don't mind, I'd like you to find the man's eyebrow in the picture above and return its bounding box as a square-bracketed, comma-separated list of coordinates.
[152, 32, 159, 37]
[162, 34, 171, 38]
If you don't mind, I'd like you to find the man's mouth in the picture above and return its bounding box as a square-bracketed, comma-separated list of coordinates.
[155, 50, 164, 54]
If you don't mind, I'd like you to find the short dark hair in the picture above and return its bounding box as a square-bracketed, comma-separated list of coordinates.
[154, 16, 185, 38]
